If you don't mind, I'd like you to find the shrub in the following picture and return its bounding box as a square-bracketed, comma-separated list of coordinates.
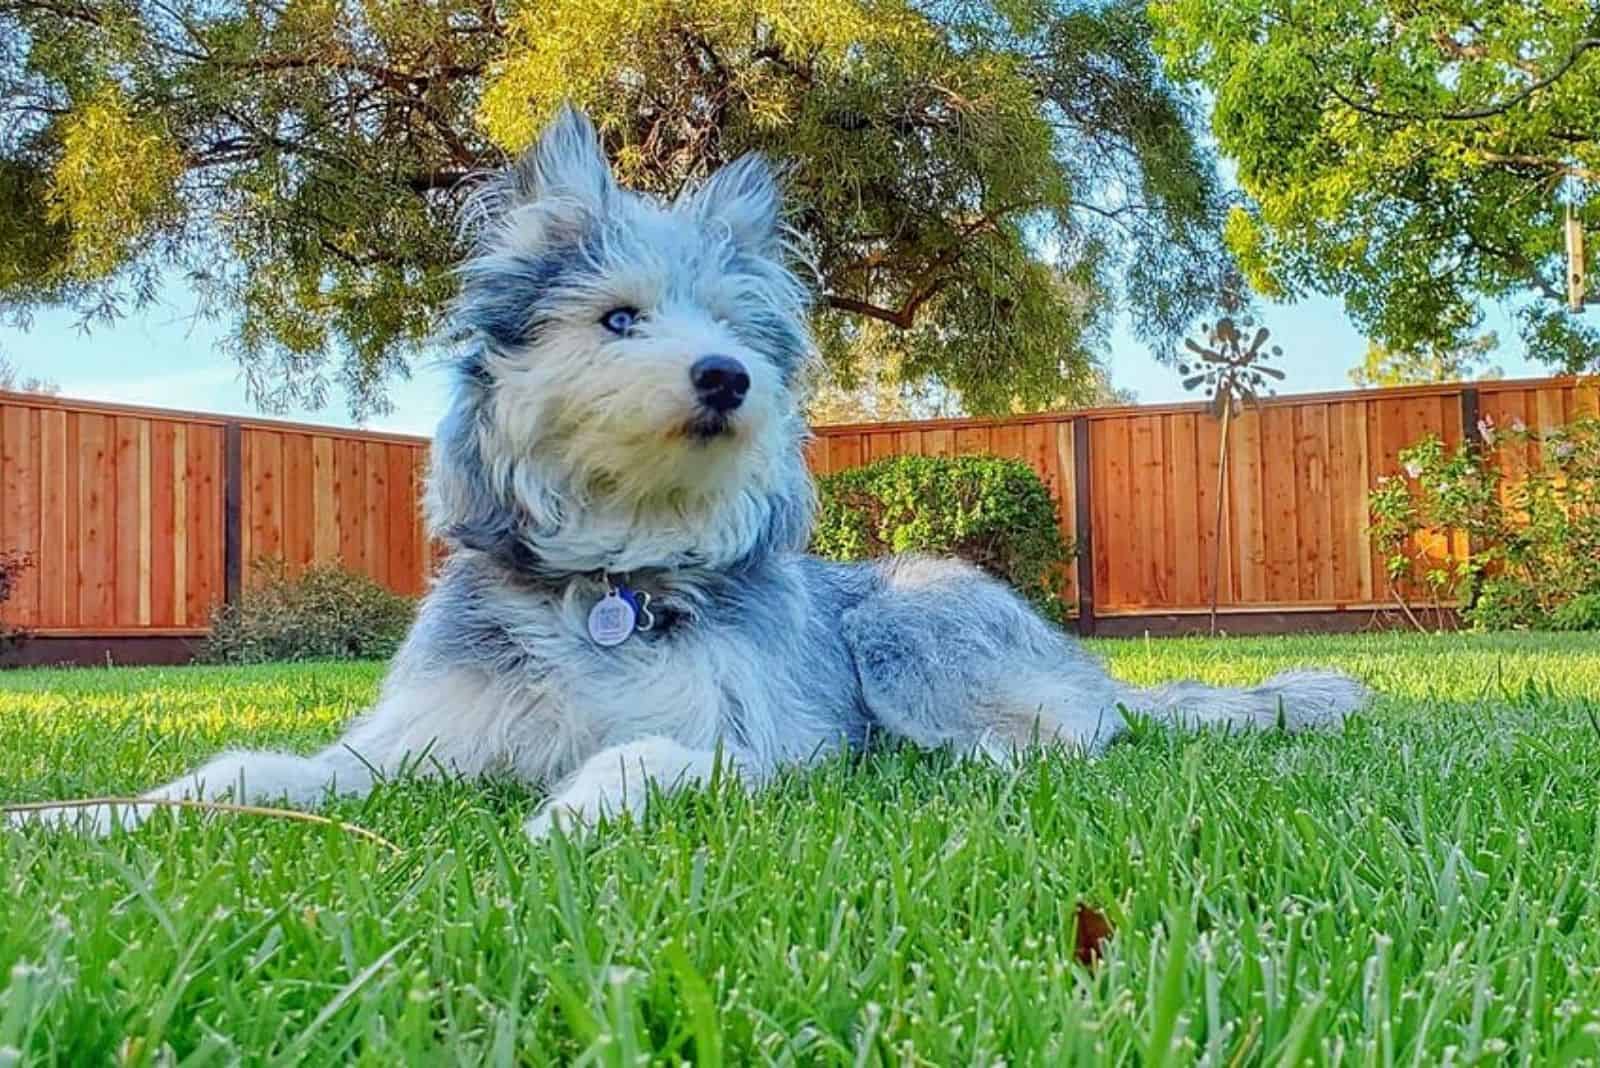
[203, 560, 417, 664]
[0, 549, 34, 651]
[1369, 416, 1600, 631]
[812, 454, 1073, 621]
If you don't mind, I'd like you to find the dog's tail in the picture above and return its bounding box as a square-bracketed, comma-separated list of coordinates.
[1127, 668, 1370, 735]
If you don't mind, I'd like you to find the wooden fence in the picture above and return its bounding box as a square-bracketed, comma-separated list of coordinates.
[0, 375, 1591, 659]
[0, 395, 429, 652]
[806, 375, 1593, 631]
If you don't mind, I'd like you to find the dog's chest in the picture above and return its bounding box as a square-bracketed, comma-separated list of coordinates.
[482, 597, 733, 773]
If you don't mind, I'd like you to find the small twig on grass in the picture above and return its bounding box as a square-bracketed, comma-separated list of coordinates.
[2, 797, 402, 854]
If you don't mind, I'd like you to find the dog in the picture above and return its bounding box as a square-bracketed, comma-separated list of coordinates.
[11, 108, 1369, 840]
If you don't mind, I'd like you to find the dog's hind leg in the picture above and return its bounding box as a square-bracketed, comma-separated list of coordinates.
[842, 558, 1130, 760]
[9, 667, 497, 836]
[843, 557, 1367, 761]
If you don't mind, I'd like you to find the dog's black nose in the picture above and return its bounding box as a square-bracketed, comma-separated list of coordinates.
[690, 355, 750, 413]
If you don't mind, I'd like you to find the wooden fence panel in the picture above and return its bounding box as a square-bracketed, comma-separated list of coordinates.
[0, 399, 227, 633]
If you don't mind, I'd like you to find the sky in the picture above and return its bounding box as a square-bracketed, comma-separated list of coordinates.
[0, 277, 1555, 440]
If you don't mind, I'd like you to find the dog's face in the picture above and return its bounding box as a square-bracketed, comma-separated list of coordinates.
[430, 108, 817, 575]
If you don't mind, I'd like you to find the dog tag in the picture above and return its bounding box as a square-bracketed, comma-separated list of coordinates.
[587, 589, 637, 646]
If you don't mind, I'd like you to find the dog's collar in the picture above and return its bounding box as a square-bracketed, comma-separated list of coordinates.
[466, 542, 698, 643]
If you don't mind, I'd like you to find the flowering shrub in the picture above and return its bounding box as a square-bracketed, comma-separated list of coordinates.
[1369, 416, 1600, 630]
[0, 549, 34, 650]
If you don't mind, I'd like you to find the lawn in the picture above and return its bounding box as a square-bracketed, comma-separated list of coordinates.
[4, 633, 1600, 1065]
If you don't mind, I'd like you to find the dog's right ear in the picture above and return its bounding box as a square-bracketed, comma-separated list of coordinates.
[464, 105, 616, 245]
[507, 105, 615, 225]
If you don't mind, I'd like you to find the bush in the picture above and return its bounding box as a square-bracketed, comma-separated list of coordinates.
[203, 560, 417, 664]
[1369, 416, 1600, 631]
[812, 454, 1073, 621]
[0, 549, 34, 651]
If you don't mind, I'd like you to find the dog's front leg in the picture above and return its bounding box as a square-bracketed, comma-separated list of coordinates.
[525, 736, 755, 840]
[9, 666, 496, 836]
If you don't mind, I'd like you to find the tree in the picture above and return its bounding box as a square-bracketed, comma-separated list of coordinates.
[1150, 0, 1600, 373]
[2, 0, 1227, 418]
[1349, 334, 1504, 389]
[805, 355, 1131, 425]
[0, 355, 58, 395]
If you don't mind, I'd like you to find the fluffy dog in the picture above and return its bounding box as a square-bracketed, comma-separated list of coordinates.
[14, 108, 1368, 840]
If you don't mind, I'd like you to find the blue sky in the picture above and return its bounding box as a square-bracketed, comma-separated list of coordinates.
[0, 278, 1552, 439]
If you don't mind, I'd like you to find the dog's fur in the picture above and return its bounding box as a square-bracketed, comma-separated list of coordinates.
[13, 109, 1369, 839]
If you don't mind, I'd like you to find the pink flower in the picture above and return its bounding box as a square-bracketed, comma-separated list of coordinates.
[1403, 459, 1424, 479]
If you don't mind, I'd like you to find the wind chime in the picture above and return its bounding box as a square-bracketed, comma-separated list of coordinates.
[1180, 310, 1286, 634]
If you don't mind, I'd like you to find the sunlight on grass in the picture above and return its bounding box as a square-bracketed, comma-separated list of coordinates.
[2, 633, 1599, 1063]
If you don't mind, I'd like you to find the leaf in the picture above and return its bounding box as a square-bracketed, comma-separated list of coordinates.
[1073, 903, 1114, 965]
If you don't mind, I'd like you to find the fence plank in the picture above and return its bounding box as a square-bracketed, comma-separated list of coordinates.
[1, 406, 39, 625]
[337, 439, 366, 572]
[1194, 409, 1231, 607]
[150, 421, 177, 627]
[827, 433, 862, 472]
[1230, 409, 1267, 603]
[364, 441, 389, 588]
[1295, 404, 1334, 603]
[313, 436, 338, 564]
[77, 414, 114, 626]
[188, 426, 221, 626]
[1168, 412, 1201, 607]
[38, 409, 68, 626]
[247, 431, 285, 578]
[1260, 406, 1301, 603]
[114, 417, 141, 626]
[281, 432, 316, 572]
[386, 444, 418, 596]
[1129, 415, 1166, 607]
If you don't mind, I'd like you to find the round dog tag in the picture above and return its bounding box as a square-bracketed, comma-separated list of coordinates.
[587, 590, 637, 646]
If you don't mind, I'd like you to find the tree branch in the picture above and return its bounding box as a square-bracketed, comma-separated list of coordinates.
[1330, 37, 1600, 121]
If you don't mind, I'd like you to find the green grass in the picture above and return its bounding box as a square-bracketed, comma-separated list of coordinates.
[4, 633, 1600, 1064]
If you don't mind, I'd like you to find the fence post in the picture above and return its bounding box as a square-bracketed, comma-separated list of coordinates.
[224, 421, 243, 605]
[1460, 387, 1482, 451]
[1073, 417, 1096, 637]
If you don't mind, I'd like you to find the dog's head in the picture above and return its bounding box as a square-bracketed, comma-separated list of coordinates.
[429, 107, 816, 576]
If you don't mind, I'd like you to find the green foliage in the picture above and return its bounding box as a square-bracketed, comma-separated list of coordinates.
[1349, 333, 1504, 389]
[812, 454, 1072, 620]
[7, 636, 1600, 1061]
[1151, 0, 1600, 373]
[202, 560, 416, 664]
[0, 0, 1224, 417]
[1369, 417, 1600, 630]
[0, 549, 33, 648]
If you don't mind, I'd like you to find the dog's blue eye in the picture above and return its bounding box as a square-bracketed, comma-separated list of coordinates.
[601, 307, 638, 335]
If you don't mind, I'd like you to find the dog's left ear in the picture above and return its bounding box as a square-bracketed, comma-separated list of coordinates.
[688, 155, 784, 256]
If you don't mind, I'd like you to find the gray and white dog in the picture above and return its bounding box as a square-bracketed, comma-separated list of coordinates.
[18, 109, 1368, 840]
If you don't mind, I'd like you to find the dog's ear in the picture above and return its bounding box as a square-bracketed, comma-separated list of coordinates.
[462, 105, 615, 244]
[513, 105, 615, 211]
[688, 154, 784, 256]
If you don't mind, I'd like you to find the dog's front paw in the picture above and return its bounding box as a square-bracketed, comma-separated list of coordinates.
[5, 802, 141, 837]
[524, 800, 589, 842]
[525, 774, 640, 843]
